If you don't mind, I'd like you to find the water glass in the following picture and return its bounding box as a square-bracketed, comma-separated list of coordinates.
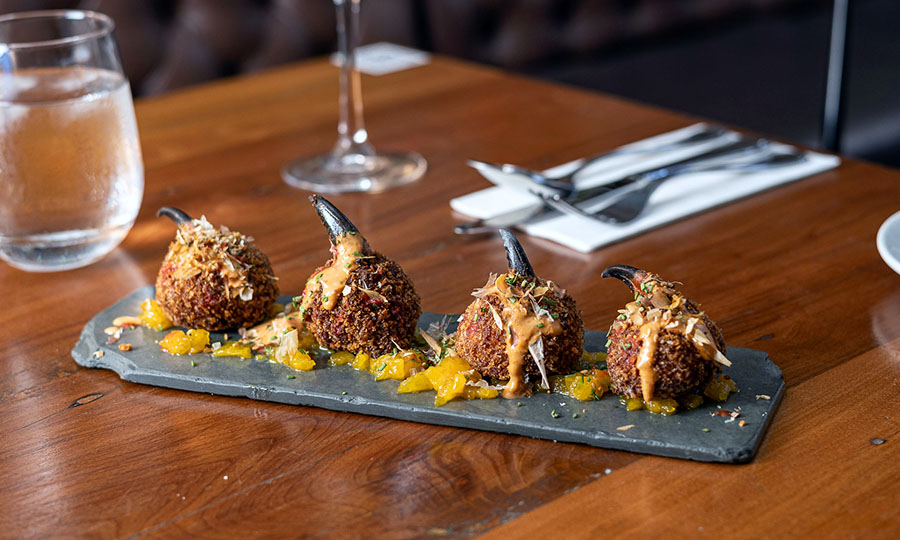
[0, 10, 143, 272]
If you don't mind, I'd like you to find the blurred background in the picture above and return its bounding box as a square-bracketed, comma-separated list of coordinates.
[2, 0, 899, 167]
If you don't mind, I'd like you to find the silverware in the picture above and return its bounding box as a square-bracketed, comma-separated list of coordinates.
[454, 138, 766, 235]
[466, 125, 727, 199]
[542, 149, 808, 224]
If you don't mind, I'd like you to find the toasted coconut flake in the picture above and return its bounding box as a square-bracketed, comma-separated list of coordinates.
[358, 287, 388, 304]
[420, 330, 443, 356]
[239, 286, 254, 301]
[488, 303, 504, 332]
[274, 329, 299, 364]
[113, 315, 141, 327]
[755, 394, 771, 400]
[528, 336, 550, 390]
[471, 274, 500, 298]
[617, 424, 635, 431]
[530, 299, 553, 321]
[650, 290, 670, 309]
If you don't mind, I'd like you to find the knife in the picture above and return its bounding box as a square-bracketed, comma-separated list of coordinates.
[454, 138, 766, 235]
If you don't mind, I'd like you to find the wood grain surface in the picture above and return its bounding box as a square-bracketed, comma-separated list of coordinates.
[1, 56, 898, 538]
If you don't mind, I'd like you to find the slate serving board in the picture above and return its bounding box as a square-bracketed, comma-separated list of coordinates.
[72, 286, 785, 463]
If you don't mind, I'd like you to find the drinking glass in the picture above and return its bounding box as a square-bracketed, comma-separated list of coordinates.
[0, 10, 143, 272]
[281, 0, 426, 193]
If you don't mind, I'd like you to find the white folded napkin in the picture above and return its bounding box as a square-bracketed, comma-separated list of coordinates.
[450, 123, 841, 253]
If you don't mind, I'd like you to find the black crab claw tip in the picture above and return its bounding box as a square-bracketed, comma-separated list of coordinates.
[157, 207, 193, 226]
[500, 228, 536, 277]
[310, 195, 360, 244]
[601, 264, 646, 293]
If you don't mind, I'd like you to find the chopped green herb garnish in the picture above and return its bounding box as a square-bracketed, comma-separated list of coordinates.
[190, 360, 196, 367]
[605, 339, 612, 348]
[623, 343, 632, 349]
[701, 428, 710, 432]
[342, 391, 348, 395]
[286, 375, 295, 379]
[551, 409, 561, 418]
[481, 307, 487, 313]
[572, 413, 579, 419]
[353, 251, 362, 256]
[537, 323, 544, 328]
[517, 402, 524, 407]
[344, 262, 351, 268]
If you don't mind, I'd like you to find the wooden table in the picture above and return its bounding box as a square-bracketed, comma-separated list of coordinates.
[2, 56, 899, 538]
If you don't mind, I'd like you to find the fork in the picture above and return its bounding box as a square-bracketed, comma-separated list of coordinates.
[540, 150, 808, 224]
[466, 125, 727, 199]
[454, 138, 767, 235]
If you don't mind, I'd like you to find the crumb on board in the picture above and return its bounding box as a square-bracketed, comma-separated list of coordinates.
[617, 424, 635, 431]
[118, 343, 132, 352]
[755, 394, 771, 400]
[92, 350, 104, 359]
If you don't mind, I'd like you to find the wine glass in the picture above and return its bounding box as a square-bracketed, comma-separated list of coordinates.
[281, 0, 426, 193]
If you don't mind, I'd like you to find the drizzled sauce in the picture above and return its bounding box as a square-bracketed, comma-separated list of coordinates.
[481, 273, 563, 398]
[299, 234, 365, 313]
[245, 311, 303, 350]
[636, 323, 660, 402]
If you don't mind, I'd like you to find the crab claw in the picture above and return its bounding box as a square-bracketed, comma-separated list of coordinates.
[500, 228, 536, 278]
[600, 264, 650, 294]
[310, 195, 359, 241]
[157, 207, 193, 226]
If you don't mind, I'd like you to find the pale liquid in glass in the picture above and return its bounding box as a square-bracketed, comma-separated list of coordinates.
[0, 67, 143, 271]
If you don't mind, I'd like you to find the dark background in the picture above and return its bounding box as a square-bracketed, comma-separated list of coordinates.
[3, 0, 900, 167]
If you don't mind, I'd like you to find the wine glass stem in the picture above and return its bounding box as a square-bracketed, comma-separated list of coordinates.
[334, 0, 374, 158]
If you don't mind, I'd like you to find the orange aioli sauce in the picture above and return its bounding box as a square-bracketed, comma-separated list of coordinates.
[299, 233, 365, 313]
[636, 322, 661, 402]
[491, 274, 563, 398]
[245, 311, 303, 350]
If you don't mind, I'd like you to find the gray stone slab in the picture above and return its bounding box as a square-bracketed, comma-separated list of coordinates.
[72, 286, 784, 463]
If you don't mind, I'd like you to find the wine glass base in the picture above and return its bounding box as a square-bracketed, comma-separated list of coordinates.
[282, 151, 426, 194]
